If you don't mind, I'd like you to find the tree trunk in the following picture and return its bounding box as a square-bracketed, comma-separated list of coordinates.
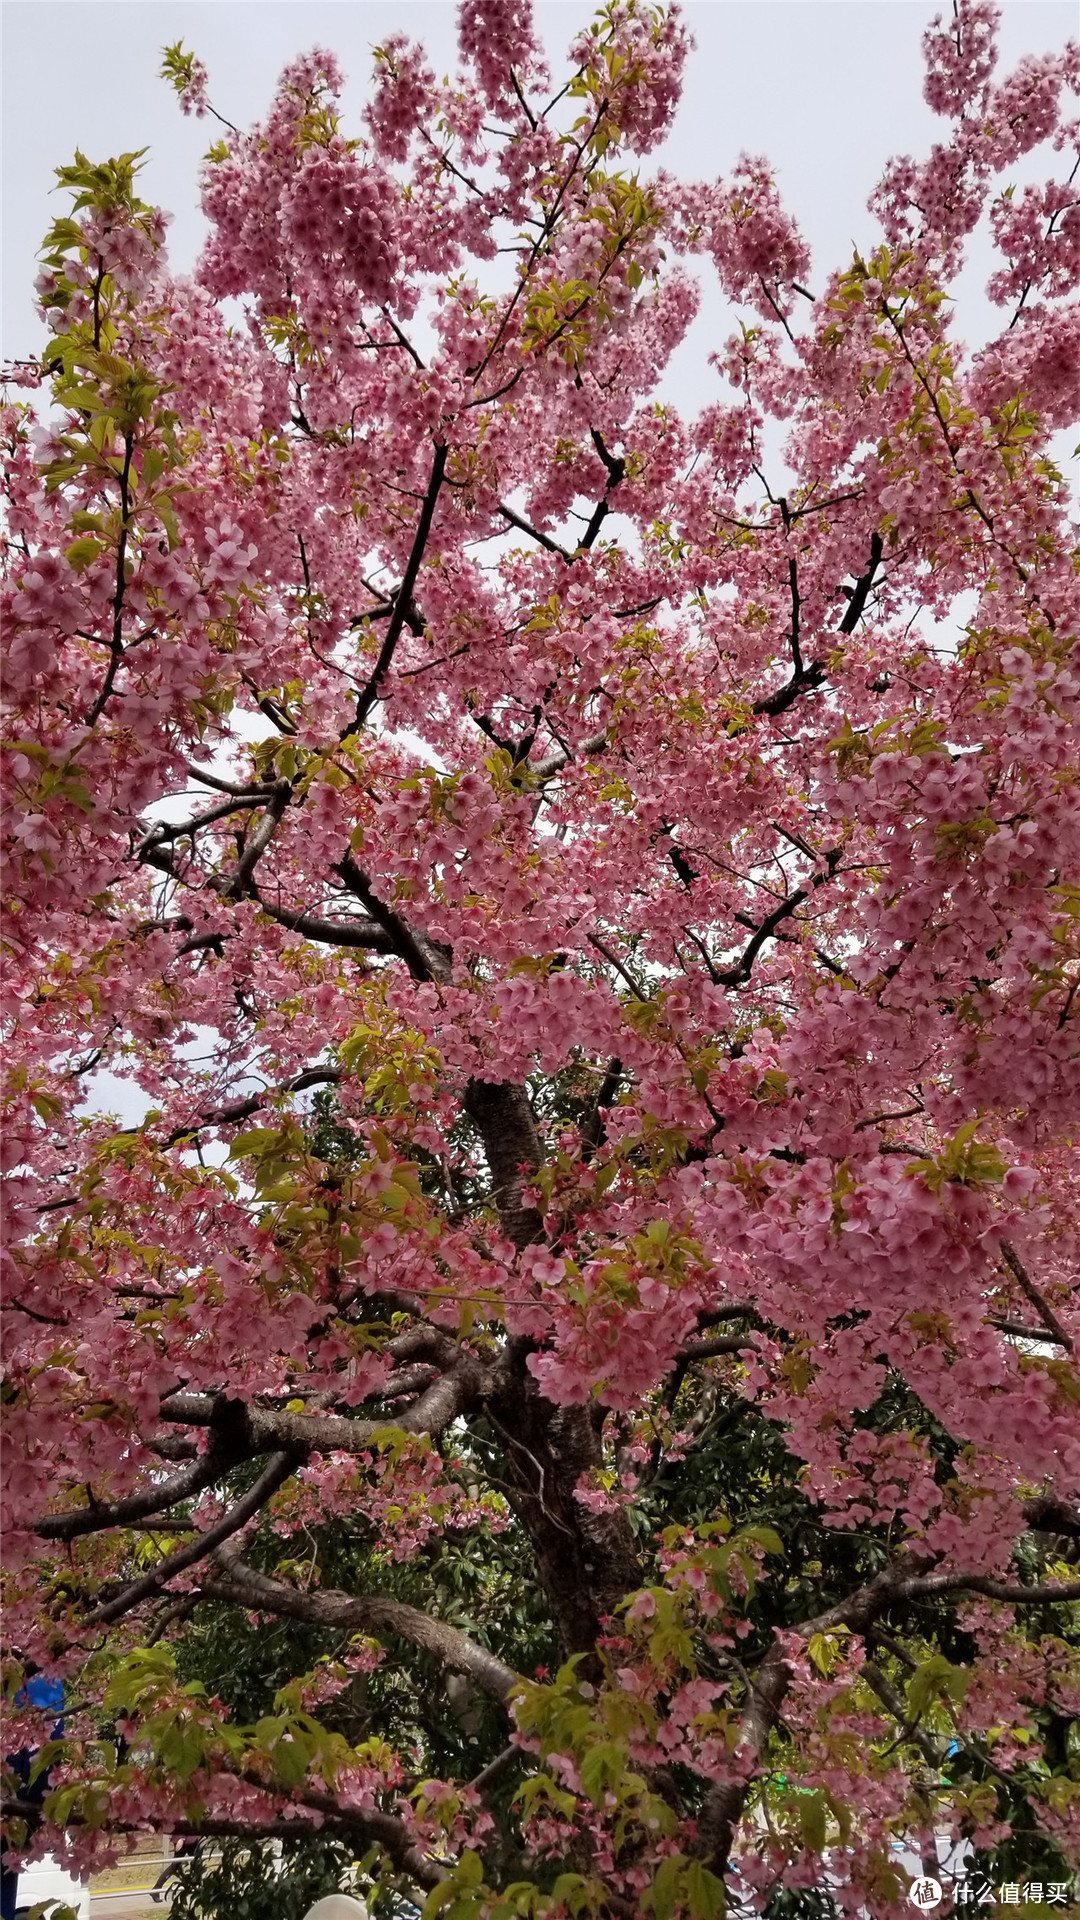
[465, 1080, 642, 1662]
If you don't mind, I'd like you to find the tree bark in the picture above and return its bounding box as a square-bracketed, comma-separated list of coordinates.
[463, 1078, 642, 1662]
[204, 1548, 520, 1703]
[487, 1341, 641, 1665]
[463, 1078, 546, 1250]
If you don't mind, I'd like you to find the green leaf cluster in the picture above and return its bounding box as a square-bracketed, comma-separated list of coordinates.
[906, 1119, 1006, 1193]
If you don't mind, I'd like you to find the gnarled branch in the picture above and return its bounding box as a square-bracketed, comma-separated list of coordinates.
[204, 1545, 520, 1704]
[31, 1431, 245, 1542]
[81, 1450, 301, 1628]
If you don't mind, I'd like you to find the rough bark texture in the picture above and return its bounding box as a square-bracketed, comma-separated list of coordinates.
[486, 1339, 641, 1661]
[205, 1549, 520, 1704]
[463, 1078, 642, 1658]
[463, 1079, 546, 1251]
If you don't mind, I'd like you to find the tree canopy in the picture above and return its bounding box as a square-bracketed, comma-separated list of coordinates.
[2, 2, 1079, 1915]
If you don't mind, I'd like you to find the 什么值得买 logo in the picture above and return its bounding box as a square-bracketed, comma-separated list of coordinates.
[908, 1880, 943, 1912]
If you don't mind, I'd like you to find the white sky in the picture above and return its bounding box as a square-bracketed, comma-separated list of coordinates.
[3, 0, 1077, 388]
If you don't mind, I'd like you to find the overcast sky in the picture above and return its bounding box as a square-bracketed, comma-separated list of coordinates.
[3, 0, 1076, 390]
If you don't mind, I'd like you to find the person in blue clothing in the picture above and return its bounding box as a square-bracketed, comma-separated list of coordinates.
[1, 1669, 65, 1920]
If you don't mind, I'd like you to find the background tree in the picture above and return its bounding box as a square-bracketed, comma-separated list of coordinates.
[2, 2, 1079, 1916]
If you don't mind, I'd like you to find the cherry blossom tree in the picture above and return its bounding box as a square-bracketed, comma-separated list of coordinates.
[3, 1, 1079, 1914]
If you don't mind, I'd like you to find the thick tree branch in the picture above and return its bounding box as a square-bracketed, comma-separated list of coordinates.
[134, 835, 397, 962]
[999, 1238, 1073, 1351]
[495, 501, 574, 563]
[992, 1316, 1069, 1346]
[693, 1541, 1077, 1874]
[137, 794, 275, 858]
[254, 895, 396, 951]
[752, 530, 883, 716]
[861, 1661, 946, 1769]
[183, 761, 275, 798]
[580, 1057, 622, 1162]
[81, 1450, 301, 1628]
[0, 1796, 446, 1889]
[463, 1079, 545, 1249]
[897, 1571, 1080, 1604]
[717, 847, 842, 988]
[162, 1067, 342, 1148]
[31, 1431, 246, 1541]
[579, 430, 626, 550]
[1021, 1495, 1080, 1540]
[530, 729, 609, 779]
[343, 440, 447, 738]
[158, 1358, 482, 1454]
[675, 1335, 760, 1361]
[838, 531, 884, 634]
[175, 930, 228, 958]
[217, 779, 293, 899]
[387, 1323, 462, 1371]
[695, 1553, 934, 1868]
[333, 852, 448, 983]
[204, 1546, 520, 1703]
[31, 1363, 479, 1546]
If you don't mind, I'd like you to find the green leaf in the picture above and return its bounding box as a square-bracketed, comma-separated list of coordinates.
[684, 1859, 727, 1919]
[65, 535, 105, 570]
[740, 1523, 783, 1556]
[644, 1854, 684, 1920]
[642, 1853, 727, 1920]
[579, 1740, 624, 1803]
[798, 1789, 828, 1851]
[229, 1127, 291, 1159]
[907, 1653, 970, 1717]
